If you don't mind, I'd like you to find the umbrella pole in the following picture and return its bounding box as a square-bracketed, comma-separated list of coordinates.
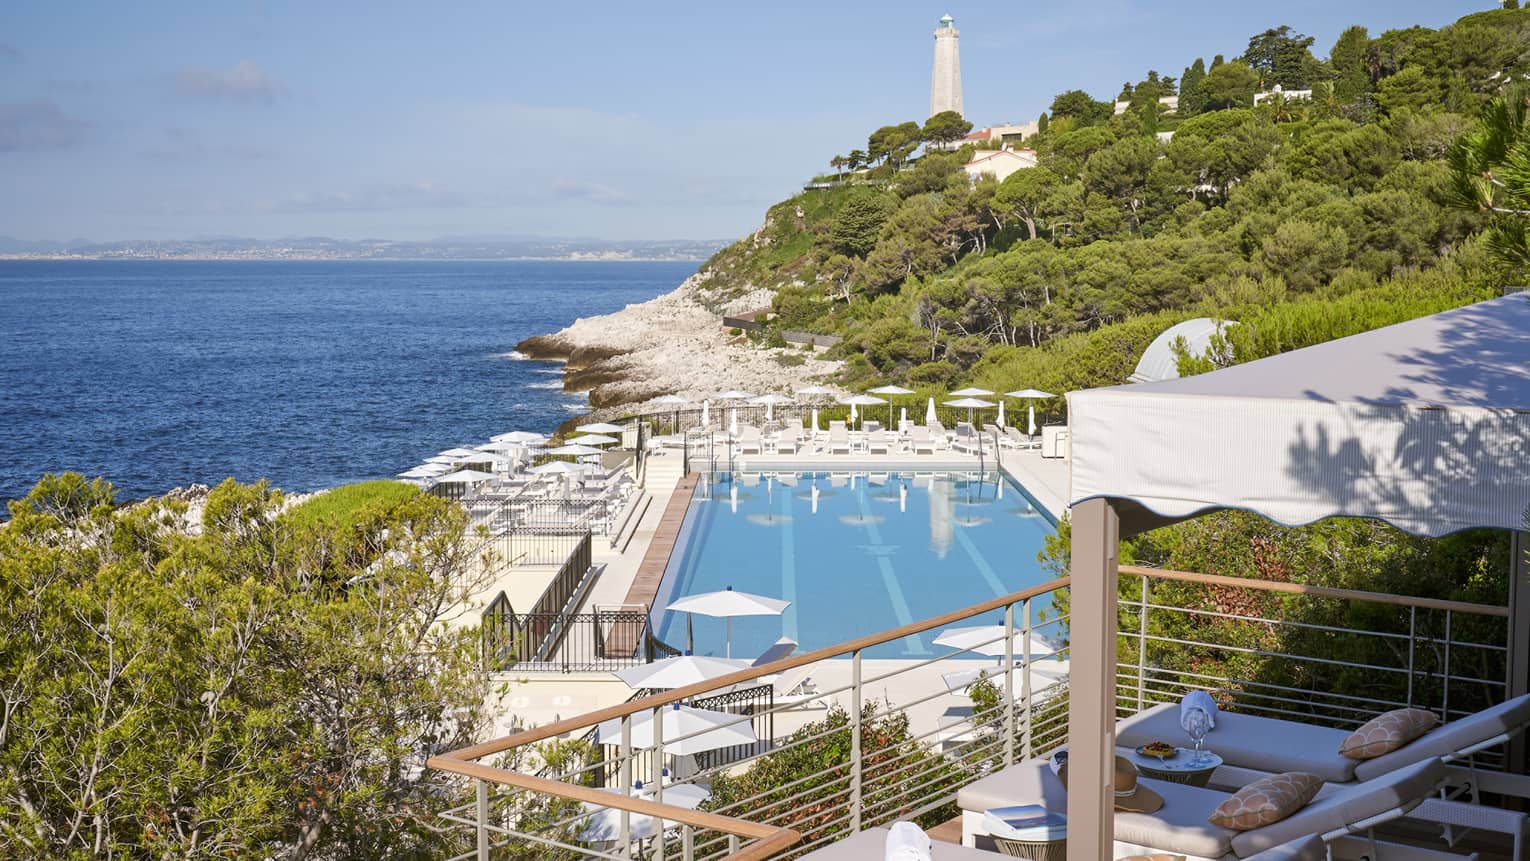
[687, 613, 694, 654]
[726, 617, 732, 660]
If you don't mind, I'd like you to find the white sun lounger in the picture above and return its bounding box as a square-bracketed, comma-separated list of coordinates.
[911, 426, 937, 454]
[959, 756, 1451, 860]
[774, 428, 799, 454]
[1118, 695, 1530, 857]
[828, 422, 852, 455]
[736, 425, 764, 455]
[866, 429, 890, 455]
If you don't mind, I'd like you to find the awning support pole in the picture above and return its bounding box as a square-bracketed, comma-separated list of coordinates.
[1068, 498, 1120, 861]
[1508, 531, 1530, 775]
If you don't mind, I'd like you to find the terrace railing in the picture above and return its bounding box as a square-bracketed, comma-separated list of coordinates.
[431, 568, 1516, 860]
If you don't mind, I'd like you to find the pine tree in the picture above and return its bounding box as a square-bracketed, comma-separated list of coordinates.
[1329, 25, 1371, 104]
[1180, 58, 1207, 116]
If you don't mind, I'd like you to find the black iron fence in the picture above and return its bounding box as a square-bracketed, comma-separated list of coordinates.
[484, 608, 665, 672]
[471, 525, 589, 570]
[625, 403, 1066, 441]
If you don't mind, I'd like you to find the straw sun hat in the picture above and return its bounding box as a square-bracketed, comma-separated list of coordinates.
[1058, 755, 1163, 814]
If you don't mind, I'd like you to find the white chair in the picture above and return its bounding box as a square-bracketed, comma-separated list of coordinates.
[828, 422, 851, 455]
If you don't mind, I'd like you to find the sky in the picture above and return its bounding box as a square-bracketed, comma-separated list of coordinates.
[0, 1, 1489, 243]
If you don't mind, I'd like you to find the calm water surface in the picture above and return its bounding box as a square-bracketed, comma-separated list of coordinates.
[0, 260, 694, 503]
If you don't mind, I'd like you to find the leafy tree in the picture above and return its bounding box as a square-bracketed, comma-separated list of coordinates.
[829, 154, 847, 180]
[0, 476, 491, 859]
[1376, 65, 1440, 114]
[1330, 25, 1372, 103]
[1241, 25, 1326, 89]
[1200, 60, 1261, 110]
[922, 109, 973, 146]
[1036, 111, 1049, 135]
[868, 122, 922, 167]
[847, 149, 868, 171]
[827, 186, 897, 257]
[994, 166, 1066, 241]
[1049, 89, 1113, 125]
[1179, 58, 1207, 116]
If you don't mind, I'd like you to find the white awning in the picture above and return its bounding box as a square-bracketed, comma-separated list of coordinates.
[1068, 293, 1530, 538]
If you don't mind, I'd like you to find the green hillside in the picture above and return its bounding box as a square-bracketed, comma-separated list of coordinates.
[697, 8, 1530, 399]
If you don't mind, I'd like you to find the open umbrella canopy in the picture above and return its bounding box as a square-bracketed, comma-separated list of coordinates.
[434, 469, 497, 484]
[868, 385, 915, 396]
[667, 588, 791, 617]
[713, 389, 755, 400]
[397, 466, 445, 479]
[944, 397, 996, 409]
[423, 455, 458, 465]
[652, 394, 691, 405]
[568, 433, 618, 446]
[933, 625, 1062, 658]
[943, 662, 1068, 694]
[750, 393, 794, 405]
[1005, 388, 1056, 399]
[580, 422, 626, 434]
[796, 385, 835, 397]
[548, 443, 603, 456]
[528, 460, 597, 475]
[613, 654, 751, 690]
[438, 447, 481, 458]
[476, 440, 522, 453]
[578, 784, 711, 843]
[841, 394, 887, 406]
[951, 386, 995, 397]
[595, 703, 758, 754]
[491, 431, 547, 444]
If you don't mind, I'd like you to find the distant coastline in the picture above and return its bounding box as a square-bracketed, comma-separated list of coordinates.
[0, 235, 727, 263]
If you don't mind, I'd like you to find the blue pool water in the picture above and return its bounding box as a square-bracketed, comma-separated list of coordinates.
[653, 470, 1059, 660]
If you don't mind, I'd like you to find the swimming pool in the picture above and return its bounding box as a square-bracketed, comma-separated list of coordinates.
[652, 470, 1059, 660]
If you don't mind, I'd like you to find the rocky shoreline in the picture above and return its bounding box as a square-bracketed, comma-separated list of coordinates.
[517, 271, 844, 426]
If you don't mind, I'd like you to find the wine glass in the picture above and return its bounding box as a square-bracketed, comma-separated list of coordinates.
[1184, 708, 1211, 765]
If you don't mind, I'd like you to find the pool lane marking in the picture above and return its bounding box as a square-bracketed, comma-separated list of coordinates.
[951, 523, 1007, 599]
[779, 483, 798, 643]
[856, 489, 928, 656]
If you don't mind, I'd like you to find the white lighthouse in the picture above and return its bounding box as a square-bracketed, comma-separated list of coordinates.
[929, 13, 963, 118]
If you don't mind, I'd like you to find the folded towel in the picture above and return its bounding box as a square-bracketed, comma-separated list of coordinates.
[1181, 690, 1218, 730]
[885, 821, 932, 861]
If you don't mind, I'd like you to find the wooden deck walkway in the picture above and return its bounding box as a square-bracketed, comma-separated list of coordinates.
[601, 473, 698, 658]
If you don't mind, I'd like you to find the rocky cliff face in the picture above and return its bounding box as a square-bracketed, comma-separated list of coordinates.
[516, 270, 842, 418]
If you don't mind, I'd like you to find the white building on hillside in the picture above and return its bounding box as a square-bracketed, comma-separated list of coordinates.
[1254, 84, 1313, 105]
[1113, 95, 1179, 116]
[962, 148, 1038, 183]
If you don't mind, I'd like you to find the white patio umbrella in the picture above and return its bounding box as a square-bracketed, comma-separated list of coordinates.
[713, 390, 755, 401]
[750, 393, 793, 423]
[869, 385, 914, 426]
[548, 443, 603, 457]
[578, 783, 710, 843]
[433, 469, 497, 484]
[528, 460, 596, 475]
[666, 587, 790, 658]
[581, 422, 626, 434]
[842, 394, 886, 430]
[944, 397, 996, 426]
[595, 703, 758, 754]
[423, 455, 457, 465]
[700, 399, 710, 430]
[569, 433, 618, 447]
[934, 624, 1062, 658]
[925, 397, 938, 425]
[397, 466, 443, 479]
[951, 386, 995, 397]
[943, 662, 1068, 694]
[997, 400, 1006, 428]
[797, 385, 834, 430]
[476, 440, 521, 453]
[438, 447, 481, 458]
[613, 654, 751, 690]
[1005, 388, 1056, 437]
[900, 406, 908, 429]
[492, 430, 547, 445]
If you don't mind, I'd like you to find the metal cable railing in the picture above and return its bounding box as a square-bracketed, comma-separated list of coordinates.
[430, 566, 1515, 860]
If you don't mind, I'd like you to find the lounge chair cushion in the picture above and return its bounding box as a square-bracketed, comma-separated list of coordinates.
[957, 759, 1236, 859]
[1117, 703, 1357, 783]
[1241, 835, 1326, 861]
[793, 826, 1001, 859]
[1207, 772, 1322, 830]
[1228, 757, 1444, 856]
[1352, 692, 1530, 781]
[1339, 708, 1437, 759]
[1116, 856, 1185, 861]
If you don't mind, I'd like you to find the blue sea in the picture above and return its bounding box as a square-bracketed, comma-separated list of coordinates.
[0, 260, 695, 504]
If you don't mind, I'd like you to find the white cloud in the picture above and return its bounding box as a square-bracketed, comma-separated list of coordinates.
[174, 60, 287, 105]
